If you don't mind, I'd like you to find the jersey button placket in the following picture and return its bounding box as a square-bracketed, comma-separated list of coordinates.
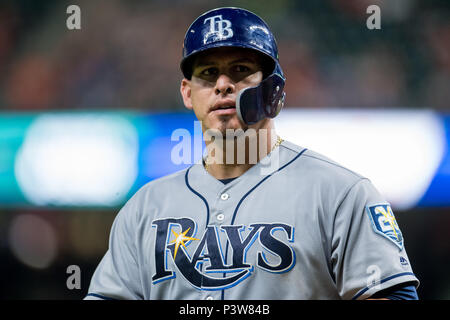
[220, 193, 229, 201]
[214, 191, 231, 225]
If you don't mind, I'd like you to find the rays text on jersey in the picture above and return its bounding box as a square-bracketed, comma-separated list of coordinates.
[151, 217, 295, 290]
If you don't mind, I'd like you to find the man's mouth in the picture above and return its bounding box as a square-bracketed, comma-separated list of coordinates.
[217, 105, 235, 110]
[210, 104, 237, 116]
[211, 100, 236, 112]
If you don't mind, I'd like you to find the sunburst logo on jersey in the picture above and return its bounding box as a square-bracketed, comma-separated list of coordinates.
[169, 227, 199, 259]
[374, 206, 399, 240]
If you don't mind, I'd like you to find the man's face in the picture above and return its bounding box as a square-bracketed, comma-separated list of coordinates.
[181, 47, 268, 135]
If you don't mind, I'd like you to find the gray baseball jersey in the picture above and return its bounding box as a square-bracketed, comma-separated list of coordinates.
[85, 140, 419, 300]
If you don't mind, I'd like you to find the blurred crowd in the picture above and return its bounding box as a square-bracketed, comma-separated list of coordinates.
[0, 0, 449, 300]
[0, 0, 448, 111]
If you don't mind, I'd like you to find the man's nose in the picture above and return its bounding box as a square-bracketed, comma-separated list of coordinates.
[215, 74, 235, 95]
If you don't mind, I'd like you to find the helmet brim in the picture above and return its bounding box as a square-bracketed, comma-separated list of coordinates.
[180, 43, 277, 80]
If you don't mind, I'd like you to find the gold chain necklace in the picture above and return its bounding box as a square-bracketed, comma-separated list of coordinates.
[204, 135, 284, 172]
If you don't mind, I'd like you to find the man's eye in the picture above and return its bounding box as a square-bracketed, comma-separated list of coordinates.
[201, 68, 218, 76]
[233, 65, 251, 73]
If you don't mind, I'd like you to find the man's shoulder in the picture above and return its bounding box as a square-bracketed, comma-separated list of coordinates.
[115, 166, 194, 222]
[281, 140, 365, 183]
[138, 166, 191, 194]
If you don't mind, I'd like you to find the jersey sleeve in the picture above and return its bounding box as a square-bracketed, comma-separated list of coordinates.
[370, 282, 418, 300]
[84, 196, 143, 300]
[330, 178, 419, 300]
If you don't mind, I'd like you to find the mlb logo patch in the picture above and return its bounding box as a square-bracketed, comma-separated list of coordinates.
[366, 204, 403, 250]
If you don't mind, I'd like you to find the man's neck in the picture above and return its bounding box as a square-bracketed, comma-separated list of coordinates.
[204, 127, 279, 180]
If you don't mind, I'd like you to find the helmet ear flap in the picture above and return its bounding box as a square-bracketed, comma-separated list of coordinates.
[267, 88, 285, 119]
[267, 76, 285, 118]
[273, 91, 285, 118]
[236, 73, 286, 125]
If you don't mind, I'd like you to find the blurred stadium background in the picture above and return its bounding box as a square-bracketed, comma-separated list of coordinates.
[0, 0, 449, 299]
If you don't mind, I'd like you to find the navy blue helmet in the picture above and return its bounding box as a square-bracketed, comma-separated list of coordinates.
[180, 7, 286, 125]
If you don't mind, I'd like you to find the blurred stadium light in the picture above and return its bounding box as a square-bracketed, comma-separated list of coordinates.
[15, 113, 139, 207]
[276, 109, 448, 209]
[0, 109, 449, 210]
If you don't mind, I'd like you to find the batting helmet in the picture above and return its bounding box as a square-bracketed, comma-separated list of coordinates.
[180, 7, 286, 125]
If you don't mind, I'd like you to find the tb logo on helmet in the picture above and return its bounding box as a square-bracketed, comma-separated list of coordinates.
[204, 15, 234, 42]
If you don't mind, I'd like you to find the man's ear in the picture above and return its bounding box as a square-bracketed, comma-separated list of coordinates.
[180, 79, 193, 110]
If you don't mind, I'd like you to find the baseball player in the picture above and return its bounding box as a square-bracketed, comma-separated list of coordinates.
[85, 7, 419, 300]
